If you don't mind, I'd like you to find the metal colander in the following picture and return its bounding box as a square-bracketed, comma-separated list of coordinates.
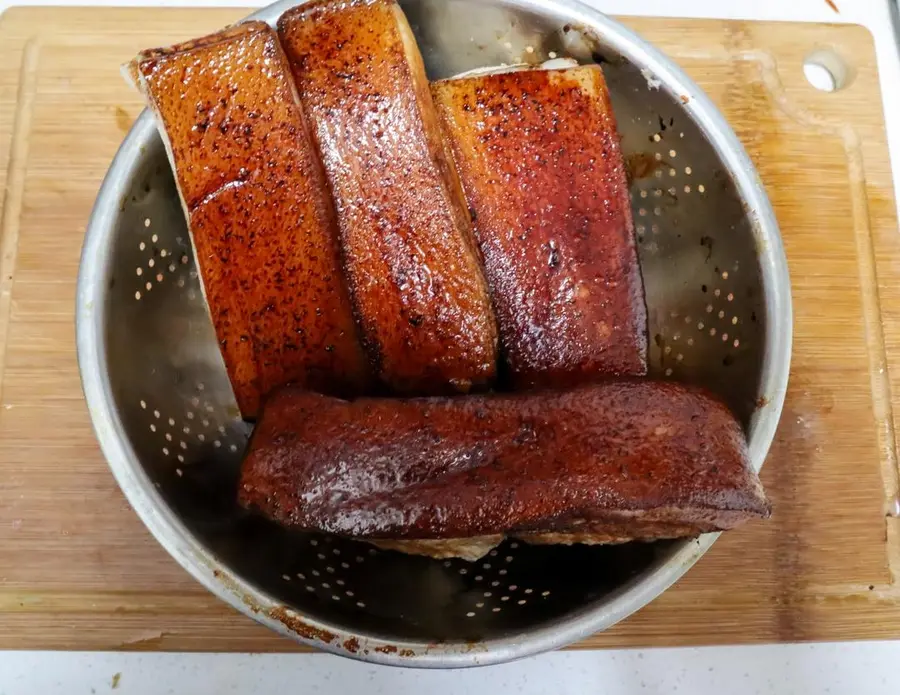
[76, 0, 791, 667]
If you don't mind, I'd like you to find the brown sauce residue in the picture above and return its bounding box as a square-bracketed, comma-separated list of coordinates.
[268, 606, 337, 644]
[626, 152, 666, 183]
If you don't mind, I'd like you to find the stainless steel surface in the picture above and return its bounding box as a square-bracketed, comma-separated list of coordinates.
[891, 0, 900, 53]
[76, 0, 792, 667]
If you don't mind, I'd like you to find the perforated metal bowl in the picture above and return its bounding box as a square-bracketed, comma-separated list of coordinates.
[76, 0, 791, 667]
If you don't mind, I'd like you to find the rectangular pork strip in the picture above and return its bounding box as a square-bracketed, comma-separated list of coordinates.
[278, 0, 499, 395]
[239, 381, 770, 560]
[130, 21, 370, 418]
[432, 67, 647, 388]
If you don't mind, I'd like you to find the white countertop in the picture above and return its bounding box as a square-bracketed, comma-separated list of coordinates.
[2, 642, 898, 694]
[1, 0, 899, 693]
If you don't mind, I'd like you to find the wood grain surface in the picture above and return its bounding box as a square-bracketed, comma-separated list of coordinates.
[0, 7, 898, 651]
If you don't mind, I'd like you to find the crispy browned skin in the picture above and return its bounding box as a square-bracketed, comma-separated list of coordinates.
[239, 381, 770, 555]
[132, 22, 370, 418]
[278, 0, 498, 395]
[433, 67, 647, 389]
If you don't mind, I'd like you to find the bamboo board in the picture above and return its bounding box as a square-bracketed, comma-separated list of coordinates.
[0, 7, 898, 650]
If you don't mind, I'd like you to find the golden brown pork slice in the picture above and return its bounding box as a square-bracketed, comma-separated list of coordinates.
[278, 0, 498, 395]
[239, 382, 770, 561]
[433, 67, 647, 389]
[129, 22, 370, 418]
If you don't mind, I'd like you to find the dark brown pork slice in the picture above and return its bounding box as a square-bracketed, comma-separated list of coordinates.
[131, 21, 370, 418]
[433, 67, 647, 388]
[239, 381, 770, 554]
[278, 0, 498, 395]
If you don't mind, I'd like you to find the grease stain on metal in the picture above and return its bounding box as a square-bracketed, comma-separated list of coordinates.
[268, 606, 338, 644]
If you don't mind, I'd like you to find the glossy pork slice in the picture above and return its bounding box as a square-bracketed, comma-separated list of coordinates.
[130, 21, 370, 418]
[239, 382, 770, 560]
[278, 0, 498, 395]
[432, 66, 647, 389]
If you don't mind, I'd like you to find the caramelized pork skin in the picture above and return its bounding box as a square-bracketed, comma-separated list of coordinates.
[433, 67, 647, 389]
[132, 21, 370, 418]
[278, 0, 499, 395]
[240, 381, 769, 559]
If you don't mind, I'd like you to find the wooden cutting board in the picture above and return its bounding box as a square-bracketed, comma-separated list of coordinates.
[0, 6, 898, 651]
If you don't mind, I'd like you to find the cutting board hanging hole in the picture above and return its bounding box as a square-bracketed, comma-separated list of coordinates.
[803, 48, 851, 92]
